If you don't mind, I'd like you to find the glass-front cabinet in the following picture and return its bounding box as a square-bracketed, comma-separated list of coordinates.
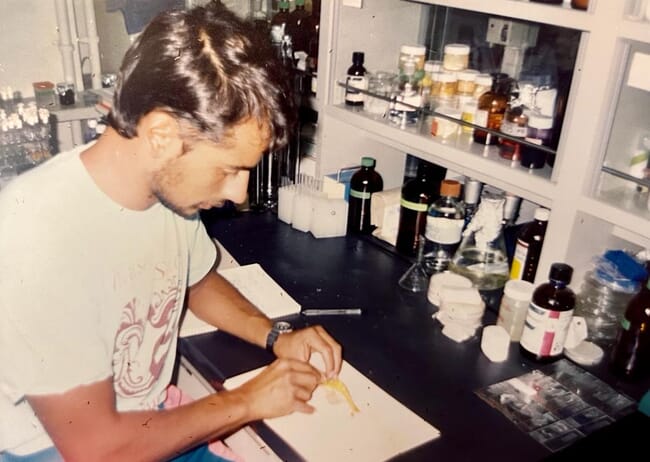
[312, 0, 650, 285]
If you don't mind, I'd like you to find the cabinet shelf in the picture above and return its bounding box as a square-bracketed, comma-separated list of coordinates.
[325, 103, 555, 206]
[579, 194, 650, 249]
[620, 18, 650, 43]
[414, 0, 595, 31]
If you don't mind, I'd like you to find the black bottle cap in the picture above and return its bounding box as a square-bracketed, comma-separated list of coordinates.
[549, 263, 573, 283]
[352, 51, 365, 65]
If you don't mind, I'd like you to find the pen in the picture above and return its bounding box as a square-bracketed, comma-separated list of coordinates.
[301, 308, 363, 316]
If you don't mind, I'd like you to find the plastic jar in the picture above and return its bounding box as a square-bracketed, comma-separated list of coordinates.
[431, 72, 458, 109]
[443, 43, 470, 71]
[399, 44, 426, 75]
[473, 73, 493, 99]
[574, 270, 639, 347]
[366, 71, 397, 117]
[456, 69, 479, 96]
[32, 81, 56, 108]
[497, 279, 535, 341]
[520, 113, 554, 169]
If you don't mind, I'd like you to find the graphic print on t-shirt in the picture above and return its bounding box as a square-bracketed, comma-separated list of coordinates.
[112, 262, 181, 400]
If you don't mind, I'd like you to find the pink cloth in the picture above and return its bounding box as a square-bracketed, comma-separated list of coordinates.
[164, 385, 245, 462]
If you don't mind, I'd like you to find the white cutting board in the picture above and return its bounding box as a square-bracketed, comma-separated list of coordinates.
[224, 360, 440, 462]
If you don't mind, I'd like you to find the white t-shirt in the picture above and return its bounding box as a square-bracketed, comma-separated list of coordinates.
[0, 143, 217, 453]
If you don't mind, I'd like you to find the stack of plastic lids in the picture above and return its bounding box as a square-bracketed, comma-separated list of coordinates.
[428, 272, 484, 342]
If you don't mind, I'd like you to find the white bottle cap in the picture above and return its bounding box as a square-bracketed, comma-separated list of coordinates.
[503, 279, 535, 302]
[534, 207, 550, 221]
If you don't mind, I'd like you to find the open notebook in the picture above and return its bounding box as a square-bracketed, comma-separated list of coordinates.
[179, 241, 301, 338]
[224, 360, 441, 462]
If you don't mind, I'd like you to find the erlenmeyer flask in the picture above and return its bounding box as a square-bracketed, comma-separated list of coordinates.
[399, 236, 430, 292]
[449, 189, 509, 293]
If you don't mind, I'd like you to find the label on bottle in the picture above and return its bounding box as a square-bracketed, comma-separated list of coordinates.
[474, 109, 488, 128]
[424, 217, 464, 244]
[345, 75, 367, 103]
[350, 188, 371, 199]
[520, 301, 574, 358]
[509, 239, 529, 280]
[311, 72, 318, 95]
[621, 317, 631, 331]
[500, 119, 527, 137]
[400, 198, 428, 212]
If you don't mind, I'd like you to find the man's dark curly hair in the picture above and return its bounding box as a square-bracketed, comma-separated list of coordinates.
[107, 1, 295, 151]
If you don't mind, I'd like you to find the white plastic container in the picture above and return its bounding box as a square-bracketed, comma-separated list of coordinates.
[443, 43, 470, 71]
[497, 279, 535, 341]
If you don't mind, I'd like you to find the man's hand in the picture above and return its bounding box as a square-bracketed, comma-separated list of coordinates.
[231, 358, 322, 421]
[273, 325, 343, 379]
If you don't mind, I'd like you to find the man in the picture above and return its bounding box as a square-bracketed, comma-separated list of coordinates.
[0, 2, 341, 461]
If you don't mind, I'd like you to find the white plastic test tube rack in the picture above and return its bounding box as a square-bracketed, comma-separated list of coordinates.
[278, 173, 348, 238]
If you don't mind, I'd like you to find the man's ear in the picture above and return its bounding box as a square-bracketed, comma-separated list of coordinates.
[139, 110, 183, 160]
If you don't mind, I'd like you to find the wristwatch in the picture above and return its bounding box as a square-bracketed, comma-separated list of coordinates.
[265, 321, 293, 354]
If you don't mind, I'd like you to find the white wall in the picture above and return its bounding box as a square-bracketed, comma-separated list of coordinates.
[0, 0, 65, 98]
[0, 0, 254, 98]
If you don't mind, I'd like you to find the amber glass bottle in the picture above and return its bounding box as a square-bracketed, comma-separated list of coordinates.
[395, 161, 447, 257]
[347, 156, 383, 234]
[520, 263, 576, 363]
[610, 274, 650, 380]
[473, 73, 511, 145]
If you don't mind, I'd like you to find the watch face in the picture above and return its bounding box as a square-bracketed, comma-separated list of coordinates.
[275, 321, 293, 333]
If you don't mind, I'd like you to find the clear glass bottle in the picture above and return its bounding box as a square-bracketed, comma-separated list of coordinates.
[520, 263, 576, 363]
[509, 207, 550, 283]
[473, 73, 511, 146]
[345, 51, 368, 107]
[396, 160, 447, 257]
[449, 189, 509, 291]
[347, 156, 383, 234]
[423, 179, 465, 275]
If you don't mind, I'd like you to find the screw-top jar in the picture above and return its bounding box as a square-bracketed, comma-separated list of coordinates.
[443, 43, 470, 72]
[399, 44, 426, 75]
[473, 73, 493, 99]
[497, 279, 535, 341]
